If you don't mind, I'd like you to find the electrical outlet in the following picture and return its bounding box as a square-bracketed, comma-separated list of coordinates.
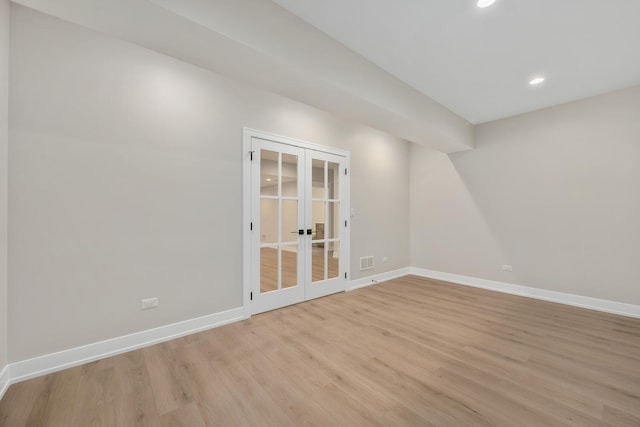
[141, 297, 159, 310]
[502, 265, 513, 272]
[382, 256, 389, 263]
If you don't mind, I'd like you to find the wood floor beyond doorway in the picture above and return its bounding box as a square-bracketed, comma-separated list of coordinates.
[1, 275, 640, 426]
[260, 247, 340, 292]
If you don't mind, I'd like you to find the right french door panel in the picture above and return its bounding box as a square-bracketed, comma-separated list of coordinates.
[305, 150, 347, 300]
[251, 137, 348, 314]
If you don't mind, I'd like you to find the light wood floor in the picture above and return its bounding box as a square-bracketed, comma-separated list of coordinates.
[2, 275, 640, 426]
[260, 247, 339, 292]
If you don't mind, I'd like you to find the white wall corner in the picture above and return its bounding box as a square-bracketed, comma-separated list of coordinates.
[409, 267, 640, 319]
[347, 267, 411, 292]
[8, 306, 247, 385]
[0, 364, 9, 401]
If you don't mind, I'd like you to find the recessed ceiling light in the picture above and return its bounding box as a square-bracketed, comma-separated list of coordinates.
[529, 76, 546, 86]
[477, 0, 497, 8]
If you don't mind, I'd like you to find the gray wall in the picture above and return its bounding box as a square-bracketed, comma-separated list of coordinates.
[9, 6, 410, 362]
[0, 0, 8, 373]
[411, 86, 640, 305]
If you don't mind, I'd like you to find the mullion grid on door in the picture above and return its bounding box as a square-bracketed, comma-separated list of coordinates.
[258, 148, 304, 294]
[311, 160, 325, 282]
[325, 160, 341, 281]
[314, 160, 329, 282]
[277, 152, 282, 291]
[323, 160, 329, 281]
[310, 158, 343, 282]
[258, 148, 273, 295]
[258, 150, 284, 293]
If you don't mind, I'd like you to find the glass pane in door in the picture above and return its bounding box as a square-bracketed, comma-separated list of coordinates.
[312, 242, 325, 282]
[281, 153, 298, 197]
[328, 162, 340, 200]
[311, 198, 326, 282]
[260, 247, 278, 293]
[312, 159, 326, 199]
[327, 202, 339, 239]
[328, 242, 339, 279]
[281, 246, 297, 289]
[281, 200, 298, 243]
[260, 199, 278, 244]
[326, 201, 339, 279]
[312, 201, 325, 240]
[261, 150, 279, 196]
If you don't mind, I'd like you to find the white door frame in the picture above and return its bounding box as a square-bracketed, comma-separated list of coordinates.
[242, 128, 351, 317]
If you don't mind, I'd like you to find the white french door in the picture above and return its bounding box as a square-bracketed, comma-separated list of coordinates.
[246, 131, 349, 315]
[304, 150, 347, 300]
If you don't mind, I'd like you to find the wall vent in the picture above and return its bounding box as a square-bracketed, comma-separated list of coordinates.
[360, 256, 374, 270]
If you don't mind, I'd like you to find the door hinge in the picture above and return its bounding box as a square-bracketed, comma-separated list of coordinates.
[250, 151, 255, 161]
[344, 168, 348, 175]
[250, 222, 253, 231]
[250, 291, 253, 301]
[344, 272, 347, 279]
[345, 220, 347, 227]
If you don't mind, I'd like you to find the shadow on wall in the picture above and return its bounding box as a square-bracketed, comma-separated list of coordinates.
[410, 144, 513, 283]
[438, 92, 640, 304]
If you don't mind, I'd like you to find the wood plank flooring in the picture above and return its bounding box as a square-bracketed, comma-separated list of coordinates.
[260, 247, 339, 292]
[2, 275, 640, 426]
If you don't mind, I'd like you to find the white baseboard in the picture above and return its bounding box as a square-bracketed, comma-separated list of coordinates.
[3, 267, 639, 395]
[347, 267, 411, 292]
[410, 267, 640, 319]
[0, 364, 9, 401]
[8, 306, 247, 385]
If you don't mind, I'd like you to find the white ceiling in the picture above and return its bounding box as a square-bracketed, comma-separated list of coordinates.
[271, 0, 640, 124]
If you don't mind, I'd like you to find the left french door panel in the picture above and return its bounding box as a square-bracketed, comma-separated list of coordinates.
[251, 138, 306, 314]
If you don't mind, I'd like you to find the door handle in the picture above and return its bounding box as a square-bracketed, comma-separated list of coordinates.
[298, 229, 304, 235]
[306, 229, 312, 235]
